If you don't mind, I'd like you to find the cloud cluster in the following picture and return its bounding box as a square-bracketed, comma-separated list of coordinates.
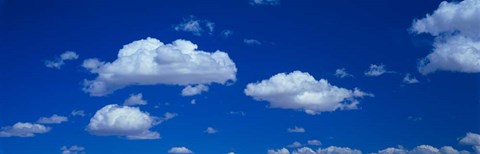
[168, 147, 194, 154]
[459, 132, 480, 153]
[45, 51, 79, 69]
[0, 122, 50, 137]
[377, 145, 469, 154]
[174, 16, 215, 36]
[245, 71, 372, 115]
[82, 38, 237, 96]
[250, 0, 280, 6]
[412, 0, 480, 74]
[61, 145, 85, 154]
[87, 104, 163, 140]
[268, 146, 361, 154]
[124, 93, 147, 106]
[37, 114, 68, 124]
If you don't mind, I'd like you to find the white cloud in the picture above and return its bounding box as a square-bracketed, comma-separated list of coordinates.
[124, 93, 147, 106]
[287, 126, 305, 133]
[316, 146, 362, 154]
[411, 0, 480, 74]
[403, 74, 419, 84]
[335, 68, 353, 78]
[37, 114, 68, 124]
[61, 145, 85, 154]
[205, 127, 218, 134]
[243, 39, 262, 45]
[250, 0, 280, 6]
[82, 37, 237, 96]
[168, 147, 193, 154]
[364, 64, 390, 76]
[160, 112, 178, 122]
[191, 99, 196, 105]
[377, 145, 469, 154]
[181, 84, 209, 96]
[227, 152, 235, 154]
[86, 104, 160, 140]
[71, 110, 86, 117]
[245, 71, 372, 115]
[221, 30, 234, 38]
[228, 111, 246, 116]
[174, 16, 215, 36]
[268, 148, 291, 154]
[307, 140, 322, 146]
[45, 51, 79, 69]
[460, 132, 480, 153]
[294, 147, 316, 154]
[0, 122, 50, 137]
[288, 141, 303, 148]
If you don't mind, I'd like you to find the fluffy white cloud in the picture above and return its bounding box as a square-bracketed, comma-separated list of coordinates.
[335, 68, 353, 78]
[268, 146, 361, 154]
[403, 74, 419, 84]
[243, 39, 262, 45]
[181, 84, 209, 96]
[82, 37, 237, 96]
[250, 0, 280, 6]
[86, 104, 160, 140]
[288, 141, 303, 148]
[377, 145, 469, 154]
[124, 93, 147, 106]
[71, 110, 86, 117]
[0, 122, 50, 137]
[460, 132, 480, 153]
[294, 147, 316, 154]
[287, 126, 305, 133]
[168, 147, 193, 154]
[411, 0, 480, 74]
[268, 148, 291, 154]
[307, 140, 322, 146]
[37, 114, 68, 124]
[61, 145, 85, 154]
[364, 64, 391, 76]
[45, 51, 79, 69]
[245, 71, 372, 115]
[174, 16, 214, 36]
[205, 127, 218, 134]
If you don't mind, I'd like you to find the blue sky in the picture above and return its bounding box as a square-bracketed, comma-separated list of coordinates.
[0, 0, 479, 153]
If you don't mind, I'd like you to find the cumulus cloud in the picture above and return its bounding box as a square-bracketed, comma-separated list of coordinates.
[45, 51, 79, 69]
[245, 71, 372, 115]
[287, 126, 305, 133]
[82, 37, 237, 96]
[181, 84, 209, 96]
[250, 0, 280, 6]
[335, 68, 353, 78]
[377, 145, 469, 154]
[243, 39, 262, 45]
[168, 147, 193, 154]
[268, 148, 290, 154]
[174, 16, 215, 36]
[124, 93, 147, 106]
[288, 141, 303, 148]
[403, 74, 419, 84]
[364, 64, 391, 76]
[268, 146, 361, 154]
[61, 145, 85, 154]
[0, 122, 50, 137]
[460, 132, 480, 153]
[86, 104, 160, 140]
[71, 110, 86, 117]
[204, 127, 218, 134]
[411, 0, 480, 74]
[307, 140, 322, 146]
[37, 114, 68, 124]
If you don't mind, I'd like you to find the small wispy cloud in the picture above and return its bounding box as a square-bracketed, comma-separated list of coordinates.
[287, 126, 305, 133]
[45, 51, 79, 69]
[335, 68, 354, 78]
[364, 64, 393, 76]
[403, 73, 420, 84]
[174, 16, 215, 36]
[243, 39, 262, 45]
[204, 127, 218, 134]
[249, 0, 280, 6]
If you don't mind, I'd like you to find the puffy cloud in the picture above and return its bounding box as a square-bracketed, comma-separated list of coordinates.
[316, 146, 362, 154]
[268, 148, 291, 154]
[460, 132, 480, 153]
[250, 0, 280, 6]
[335, 68, 353, 78]
[243, 39, 262, 45]
[124, 93, 147, 106]
[181, 84, 209, 96]
[0, 122, 50, 137]
[45, 51, 79, 69]
[37, 114, 68, 124]
[364, 64, 391, 76]
[204, 127, 218, 134]
[307, 140, 322, 146]
[245, 71, 372, 115]
[403, 74, 419, 84]
[411, 0, 480, 74]
[174, 16, 215, 36]
[168, 147, 193, 154]
[287, 126, 305, 133]
[288, 141, 303, 148]
[227, 152, 235, 154]
[82, 37, 237, 96]
[377, 145, 470, 154]
[71, 110, 86, 117]
[86, 104, 160, 140]
[294, 147, 316, 154]
[61, 145, 85, 154]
